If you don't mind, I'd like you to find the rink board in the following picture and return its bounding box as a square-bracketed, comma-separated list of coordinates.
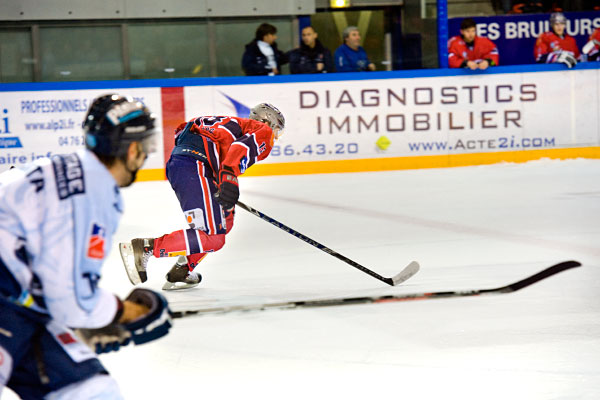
[0, 64, 598, 178]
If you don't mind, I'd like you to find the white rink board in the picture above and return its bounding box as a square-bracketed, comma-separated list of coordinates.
[184, 68, 600, 164]
[0, 67, 598, 174]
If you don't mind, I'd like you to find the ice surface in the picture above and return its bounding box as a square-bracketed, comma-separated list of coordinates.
[3, 159, 600, 399]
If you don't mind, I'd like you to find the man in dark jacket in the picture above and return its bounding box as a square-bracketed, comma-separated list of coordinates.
[242, 23, 287, 76]
[288, 26, 334, 74]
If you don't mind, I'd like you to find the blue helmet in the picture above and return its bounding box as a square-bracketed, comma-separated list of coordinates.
[83, 94, 156, 157]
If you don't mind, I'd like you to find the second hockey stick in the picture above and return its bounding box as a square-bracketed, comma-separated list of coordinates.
[172, 260, 581, 319]
[236, 200, 419, 286]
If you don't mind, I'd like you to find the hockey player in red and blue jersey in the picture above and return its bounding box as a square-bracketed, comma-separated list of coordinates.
[534, 12, 580, 68]
[582, 27, 600, 61]
[448, 18, 499, 70]
[127, 103, 285, 290]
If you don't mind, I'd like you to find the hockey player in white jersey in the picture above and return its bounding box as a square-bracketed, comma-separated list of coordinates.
[0, 94, 172, 399]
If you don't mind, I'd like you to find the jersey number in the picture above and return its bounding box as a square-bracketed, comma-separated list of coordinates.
[200, 117, 225, 127]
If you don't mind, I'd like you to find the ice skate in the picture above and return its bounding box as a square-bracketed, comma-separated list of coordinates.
[120, 238, 154, 284]
[162, 256, 201, 291]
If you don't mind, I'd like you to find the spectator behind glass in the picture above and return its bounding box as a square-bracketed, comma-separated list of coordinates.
[534, 12, 580, 68]
[242, 23, 287, 76]
[448, 18, 499, 70]
[582, 27, 600, 61]
[334, 26, 376, 72]
[288, 26, 334, 74]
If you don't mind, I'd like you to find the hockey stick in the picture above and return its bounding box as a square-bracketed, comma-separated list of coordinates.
[236, 200, 419, 286]
[171, 260, 580, 319]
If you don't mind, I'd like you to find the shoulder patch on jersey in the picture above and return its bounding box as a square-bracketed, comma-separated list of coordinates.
[52, 154, 85, 200]
[258, 141, 267, 155]
[87, 223, 106, 259]
[239, 156, 249, 174]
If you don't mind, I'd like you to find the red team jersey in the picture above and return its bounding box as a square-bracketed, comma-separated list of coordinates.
[174, 115, 275, 177]
[152, 115, 276, 264]
[586, 27, 600, 59]
[534, 31, 580, 62]
[448, 35, 499, 68]
[591, 27, 600, 45]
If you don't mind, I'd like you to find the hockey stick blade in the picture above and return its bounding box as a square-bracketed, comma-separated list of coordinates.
[389, 261, 420, 285]
[482, 259, 581, 294]
[172, 260, 581, 319]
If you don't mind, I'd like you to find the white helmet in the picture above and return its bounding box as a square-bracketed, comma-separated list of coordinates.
[550, 12, 567, 26]
[249, 103, 285, 138]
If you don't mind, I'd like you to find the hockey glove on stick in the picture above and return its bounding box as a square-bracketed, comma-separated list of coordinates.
[75, 288, 173, 354]
[556, 51, 577, 68]
[582, 40, 596, 55]
[75, 323, 132, 354]
[122, 288, 172, 345]
[215, 166, 239, 211]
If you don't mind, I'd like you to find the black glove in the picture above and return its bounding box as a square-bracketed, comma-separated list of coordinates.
[75, 288, 172, 354]
[123, 288, 172, 345]
[215, 166, 239, 211]
[75, 323, 131, 354]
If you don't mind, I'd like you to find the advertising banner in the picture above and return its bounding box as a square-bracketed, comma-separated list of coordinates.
[0, 88, 164, 173]
[184, 68, 599, 166]
[448, 11, 600, 66]
[1, 67, 599, 176]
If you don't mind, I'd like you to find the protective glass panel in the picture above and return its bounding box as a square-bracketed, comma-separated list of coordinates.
[0, 29, 34, 82]
[128, 23, 210, 79]
[402, 0, 439, 68]
[40, 26, 123, 81]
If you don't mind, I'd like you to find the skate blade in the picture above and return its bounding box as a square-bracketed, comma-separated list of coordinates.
[162, 281, 199, 291]
[119, 242, 143, 285]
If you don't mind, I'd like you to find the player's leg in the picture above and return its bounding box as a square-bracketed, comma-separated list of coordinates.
[162, 253, 207, 290]
[131, 155, 229, 283]
[1, 299, 121, 399]
[130, 228, 227, 285]
[160, 156, 231, 289]
[45, 374, 123, 400]
[0, 344, 14, 398]
[8, 316, 121, 399]
[0, 299, 37, 397]
[162, 199, 234, 290]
